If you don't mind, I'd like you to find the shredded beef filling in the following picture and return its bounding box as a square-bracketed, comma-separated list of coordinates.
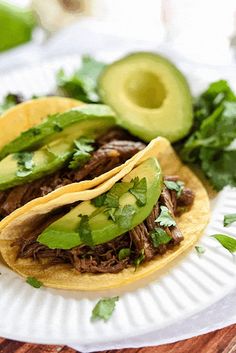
[13, 177, 194, 274]
[0, 128, 145, 218]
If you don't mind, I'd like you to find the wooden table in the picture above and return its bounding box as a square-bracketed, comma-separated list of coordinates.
[0, 324, 235, 353]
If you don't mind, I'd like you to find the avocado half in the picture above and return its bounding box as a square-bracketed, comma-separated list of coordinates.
[98, 52, 193, 143]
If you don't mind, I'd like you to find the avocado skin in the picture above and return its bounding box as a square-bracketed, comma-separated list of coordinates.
[0, 105, 116, 191]
[98, 52, 193, 143]
[37, 157, 163, 249]
[0, 104, 116, 160]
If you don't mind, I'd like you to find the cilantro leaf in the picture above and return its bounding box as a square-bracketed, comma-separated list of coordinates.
[134, 249, 145, 269]
[15, 152, 34, 177]
[57, 56, 106, 103]
[211, 234, 236, 253]
[155, 206, 176, 227]
[150, 228, 172, 248]
[91, 297, 119, 321]
[69, 137, 94, 170]
[129, 177, 147, 206]
[105, 182, 133, 208]
[91, 194, 107, 208]
[164, 180, 184, 197]
[114, 205, 136, 229]
[26, 277, 43, 288]
[195, 245, 206, 255]
[180, 80, 236, 190]
[224, 214, 236, 227]
[118, 248, 131, 261]
[77, 214, 93, 247]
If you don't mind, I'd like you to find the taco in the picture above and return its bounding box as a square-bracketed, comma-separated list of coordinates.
[0, 97, 146, 219]
[0, 137, 209, 290]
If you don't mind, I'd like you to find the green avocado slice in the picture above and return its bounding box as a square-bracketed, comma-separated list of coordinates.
[98, 52, 193, 143]
[0, 104, 115, 160]
[37, 157, 163, 249]
[0, 105, 116, 190]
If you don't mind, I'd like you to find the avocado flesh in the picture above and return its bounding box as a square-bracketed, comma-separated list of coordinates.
[0, 104, 115, 160]
[99, 52, 193, 143]
[37, 157, 163, 249]
[0, 107, 116, 191]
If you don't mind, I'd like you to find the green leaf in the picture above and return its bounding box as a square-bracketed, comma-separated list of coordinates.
[14, 151, 34, 177]
[91, 297, 119, 321]
[195, 245, 206, 255]
[69, 137, 94, 170]
[212, 234, 236, 253]
[118, 248, 131, 261]
[91, 194, 107, 208]
[77, 214, 93, 247]
[105, 182, 133, 208]
[129, 177, 147, 206]
[134, 249, 145, 269]
[114, 205, 136, 229]
[26, 277, 43, 288]
[0, 93, 20, 114]
[224, 214, 236, 227]
[53, 122, 63, 132]
[57, 56, 106, 103]
[164, 180, 184, 197]
[155, 206, 176, 227]
[150, 227, 172, 248]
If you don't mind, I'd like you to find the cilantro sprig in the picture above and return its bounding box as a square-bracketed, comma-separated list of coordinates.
[69, 137, 94, 170]
[224, 214, 236, 227]
[155, 206, 176, 227]
[15, 151, 34, 177]
[91, 297, 119, 321]
[211, 234, 236, 254]
[164, 180, 184, 198]
[150, 228, 172, 248]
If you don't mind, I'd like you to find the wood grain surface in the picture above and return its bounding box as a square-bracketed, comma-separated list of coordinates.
[0, 324, 236, 353]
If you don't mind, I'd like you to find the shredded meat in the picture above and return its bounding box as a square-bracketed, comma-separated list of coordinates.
[0, 129, 145, 218]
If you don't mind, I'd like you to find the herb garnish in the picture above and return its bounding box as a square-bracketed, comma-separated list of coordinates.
[195, 245, 206, 255]
[118, 248, 131, 261]
[164, 180, 184, 197]
[114, 205, 136, 229]
[91, 297, 119, 321]
[57, 56, 106, 103]
[104, 182, 133, 208]
[155, 206, 176, 227]
[211, 234, 236, 253]
[134, 249, 145, 270]
[129, 177, 147, 206]
[69, 137, 94, 170]
[26, 277, 43, 288]
[224, 214, 236, 227]
[150, 228, 172, 248]
[15, 152, 34, 177]
[77, 214, 93, 247]
[53, 122, 63, 132]
[180, 80, 236, 190]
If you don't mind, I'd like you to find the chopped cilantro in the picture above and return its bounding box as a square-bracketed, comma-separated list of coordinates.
[118, 248, 131, 261]
[53, 122, 63, 132]
[129, 177, 147, 206]
[91, 297, 119, 321]
[91, 194, 107, 208]
[15, 152, 34, 177]
[150, 228, 172, 248]
[134, 249, 145, 270]
[106, 208, 116, 222]
[0, 93, 21, 114]
[26, 277, 43, 288]
[77, 214, 93, 247]
[114, 205, 136, 229]
[57, 56, 106, 103]
[211, 234, 236, 253]
[164, 180, 184, 197]
[155, 206, 176, 227]
[195, 245, 206, 255]
[69, 137, 94, 170]
[224, 213, 236, 227]
[105, 182, 133, 208]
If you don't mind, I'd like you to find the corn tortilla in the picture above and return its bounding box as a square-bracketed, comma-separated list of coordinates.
[0, 137, 210, 290]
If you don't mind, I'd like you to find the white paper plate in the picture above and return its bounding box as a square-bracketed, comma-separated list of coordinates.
[0, 54, 236, 346]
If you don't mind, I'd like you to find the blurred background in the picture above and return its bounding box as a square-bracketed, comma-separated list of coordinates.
[0, 0, 236, 73]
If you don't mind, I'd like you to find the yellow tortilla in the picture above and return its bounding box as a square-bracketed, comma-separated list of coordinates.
[0, 137, 210, 290]
[0, 97, 83, 150]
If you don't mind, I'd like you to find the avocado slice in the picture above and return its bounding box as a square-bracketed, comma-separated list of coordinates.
[0, 104, 115, 160]
[98, 52, 193, 143]
[0, 105, 116, 190]
[37, 157, 163, 249]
